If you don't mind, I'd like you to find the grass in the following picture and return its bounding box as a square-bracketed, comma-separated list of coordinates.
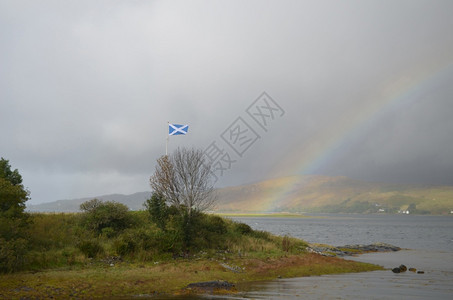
[0, 254, 382, 299]
[1, 210, 384, 298]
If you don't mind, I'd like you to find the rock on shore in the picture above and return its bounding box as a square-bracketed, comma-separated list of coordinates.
[307, 242, 401, 257]
[186, 280, 235, 293]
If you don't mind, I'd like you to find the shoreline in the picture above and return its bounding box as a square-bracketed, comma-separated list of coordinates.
[214, 212, 311, 218]
[0, 251, 384, 299]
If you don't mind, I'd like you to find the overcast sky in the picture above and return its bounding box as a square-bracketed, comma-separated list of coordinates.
[1, 0, 453, 204]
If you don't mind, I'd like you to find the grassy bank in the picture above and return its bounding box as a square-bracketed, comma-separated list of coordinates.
[0, 209, 383, 298]
[0, 254, 381, 298]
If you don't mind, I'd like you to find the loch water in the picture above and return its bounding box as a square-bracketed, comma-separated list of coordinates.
[212, 214, 453, 299]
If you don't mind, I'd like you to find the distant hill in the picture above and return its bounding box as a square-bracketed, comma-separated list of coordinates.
[27, 175, 453, 214]
[214, 175, 453, 215]
[27, 192, 151, 212]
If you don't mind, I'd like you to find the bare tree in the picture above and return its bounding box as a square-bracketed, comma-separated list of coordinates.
[149, 147, 216, 216]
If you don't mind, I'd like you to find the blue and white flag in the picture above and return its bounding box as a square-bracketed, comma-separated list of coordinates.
[169, 123, 189, 136]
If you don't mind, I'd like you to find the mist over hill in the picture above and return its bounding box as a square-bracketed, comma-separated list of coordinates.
[27, 192, 151, 212]
[215, 175, 453, 214]
[27, 176, 453, 214]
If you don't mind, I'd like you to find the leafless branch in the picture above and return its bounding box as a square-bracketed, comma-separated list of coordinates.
[149, 147, 216, 215]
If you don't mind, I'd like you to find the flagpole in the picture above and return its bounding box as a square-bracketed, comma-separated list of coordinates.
[166, 121, 169, 156]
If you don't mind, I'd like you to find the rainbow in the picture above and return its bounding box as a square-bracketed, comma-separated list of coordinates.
[262, 61, 453, 212]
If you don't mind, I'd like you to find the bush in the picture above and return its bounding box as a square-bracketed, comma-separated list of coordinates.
[152, 230, 181, 253]
[113, 233, 137, 256]
[234, 222, 253, 234]
[113, 228, 181, 258]
[145, 193, 168, 230]
[61, 248, 77, 265]
[26, 213, 81, 251]
[250, 230, 273, 241]
[101, 227, 116, 238]
[77, 240, 104, 258]
[0, 237, 28, 273]
[185, 214, 229, 251]
[204, 215, 227, 235]
[80, 199, 133, 235]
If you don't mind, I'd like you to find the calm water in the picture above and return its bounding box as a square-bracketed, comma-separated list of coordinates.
[231, 214, 453, 251]
[209, 214, 453, 299]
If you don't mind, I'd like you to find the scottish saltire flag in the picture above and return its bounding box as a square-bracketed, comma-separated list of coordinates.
[169, 123, 189, 136]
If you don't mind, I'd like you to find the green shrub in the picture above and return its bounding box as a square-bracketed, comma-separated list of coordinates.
[234, 222, 253, 234]
[0, 237, 28, 273]
[101, 227, 116, 238]
[77, 240, 104, 258]
[145, 193, 168, 230]
[153, 230, 180, 253]
[113, 233, 138, 256]
[113, 227, 181, 257]
[26, 213, 81, 251]
[204, 215, 227, 234]
[61, 248, 77, 265]
[80, 199, 133, 234]
[250, 230, 272, 241]
[185, 214, 229, 251]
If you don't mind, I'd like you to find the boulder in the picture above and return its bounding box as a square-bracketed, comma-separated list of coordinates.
[391, 264, 408, 273]
[308, 242, 401, 257]
[186, 280, 235, 293]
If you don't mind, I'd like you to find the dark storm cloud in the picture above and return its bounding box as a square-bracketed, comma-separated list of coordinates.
[1, 0, 453, 203]
[320, 72, 453, 185]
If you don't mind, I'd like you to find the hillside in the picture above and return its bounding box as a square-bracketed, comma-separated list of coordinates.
[215, 175, 453, 214]
[27, 192, 151, 212]
[27, 175, 453, 214]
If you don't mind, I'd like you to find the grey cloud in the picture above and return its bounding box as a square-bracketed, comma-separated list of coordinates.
[1, 0, 453, 203]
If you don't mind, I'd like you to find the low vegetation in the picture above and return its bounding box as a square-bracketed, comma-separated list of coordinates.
[0, 253, 379, 298]
[0, 154, 383, 297]
[6, 201, 310, 272]
[0, 198, 382, 298]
